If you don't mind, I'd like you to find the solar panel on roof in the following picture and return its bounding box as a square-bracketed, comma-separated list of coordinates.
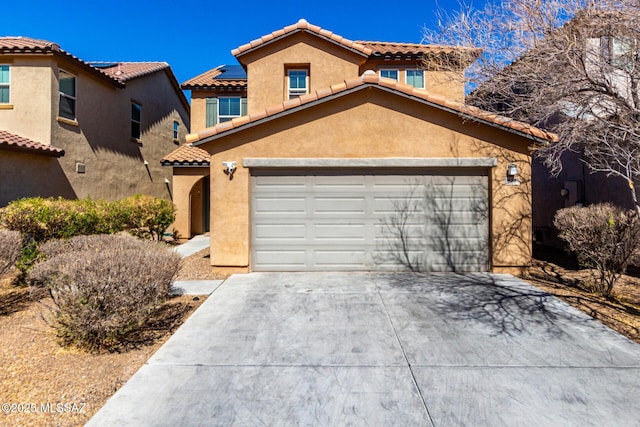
[215, 65, 247, 80]
[89, 62, 119, 69]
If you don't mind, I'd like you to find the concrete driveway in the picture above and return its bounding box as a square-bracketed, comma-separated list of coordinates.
[87, 273, 640, 426]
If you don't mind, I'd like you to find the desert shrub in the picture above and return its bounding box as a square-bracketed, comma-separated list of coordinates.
[0, 195, 174, 243]
[0, 197, 127, 242]
[27, 234, 181, 350]
[0, 229, 22, 276]
[120, 195, 175, 241]
[554, 203, 640, 296]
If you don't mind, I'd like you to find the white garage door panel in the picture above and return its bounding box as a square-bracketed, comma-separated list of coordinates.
[251, 170, 489, 272]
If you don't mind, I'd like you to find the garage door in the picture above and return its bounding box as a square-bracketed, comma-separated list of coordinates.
[251, 169, 489, 272]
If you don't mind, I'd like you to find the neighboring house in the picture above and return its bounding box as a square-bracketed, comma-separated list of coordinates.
[468, 12, 640, 247]
[0, 37, 190, 207]
[162, 19, 555, 273]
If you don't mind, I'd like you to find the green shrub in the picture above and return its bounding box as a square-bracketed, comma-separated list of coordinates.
[0, 229, 22, 276]
[554, 203, 640, 296]
[28, 234, 181, 350]
[120, 195, 175, 241]
[0, 195, 175, 243]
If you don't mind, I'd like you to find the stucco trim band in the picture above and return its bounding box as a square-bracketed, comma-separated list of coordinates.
[243, 157, 498, 168]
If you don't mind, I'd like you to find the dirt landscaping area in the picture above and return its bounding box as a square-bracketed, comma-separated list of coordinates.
[0, 248, 210, 427]
[0, 245, 639, 426]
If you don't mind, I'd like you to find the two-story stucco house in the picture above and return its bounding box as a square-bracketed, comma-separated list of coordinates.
[0, 37, 190, 207]
[163, 19, 556, 274]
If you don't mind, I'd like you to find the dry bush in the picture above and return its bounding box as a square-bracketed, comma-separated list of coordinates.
[554, 203, 640, 296]
[0, 229, 21, 276]
[28, 234, 181, 350]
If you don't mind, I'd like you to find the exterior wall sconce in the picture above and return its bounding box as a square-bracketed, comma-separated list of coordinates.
[506, 163, 520, 185]
[222, 161, 237, 180]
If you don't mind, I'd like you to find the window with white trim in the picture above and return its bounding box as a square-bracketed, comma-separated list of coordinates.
[406, 69, 425, 89]
[0, 65, 9, 103]
[58, 69, 76, 120]
[131, 102, 141, 140]
[218, 97, 242, 122]
[287, 69, 308, 99]
[601, 36, 636, 71]
[380, 69, 399, 81]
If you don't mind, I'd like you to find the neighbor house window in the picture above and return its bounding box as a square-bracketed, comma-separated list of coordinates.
[58, 70, 76, 120]
[380, 69, 399, 81]
[406, 69, 425, 89]
[173, 120, 179, 140]
[131, 102, 141, 140]
[0, 65, 9, 103]
[287, 69, 308, 99]
[218, 97, 242, 122]
[602, 36, 636, 71]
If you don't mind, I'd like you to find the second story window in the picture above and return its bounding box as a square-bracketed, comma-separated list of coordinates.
[287, 69, 308, 99]
[602, 36, 636, 71]
[131, 102, 141, 140]
[406, 69, 425, 89]
[218, 97, 242, 122]
[0, 65, 10, 103]
[173, 121, 179, 140]
[380, 69, 399, 81]
[58, 70, 76, 120]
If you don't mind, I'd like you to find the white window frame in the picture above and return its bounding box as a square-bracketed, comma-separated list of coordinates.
[58, 69, 76, 120]
[406, 69, 425, 89]
[379, 69, 399, 81]
[287, 69, 309, 99]
[0, 65, 10, 104]
[131, 101, 142, 140]
[218, 96, 242, 123]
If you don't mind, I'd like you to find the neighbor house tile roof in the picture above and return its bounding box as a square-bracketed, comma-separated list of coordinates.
[186, 71, 557, 145]
[232, 19, 374, 58]
[0, 130, 64, 157]
[161, 144, 211, 166]
[0, 36, 125, 87]
[90, 62, 170, 82]
[181, 65, 248, 90]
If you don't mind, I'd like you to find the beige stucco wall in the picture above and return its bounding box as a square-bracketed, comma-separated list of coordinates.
[52, 66, 189, 201]
[198, 88, 533, 273]
[241, 32, 364, 113]
[0, 150, 75, 206]
[0, 56, 55, 145]
[0, 55, 190, 207]
[171, 168, 209, 240]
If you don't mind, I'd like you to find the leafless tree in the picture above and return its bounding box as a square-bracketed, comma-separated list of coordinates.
[423, 0, 640, 213]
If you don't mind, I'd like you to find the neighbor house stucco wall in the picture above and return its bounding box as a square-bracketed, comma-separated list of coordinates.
[51, 64, 189, 201]
[0, 150, 75, 206]
[0, 56, 55, 145]
[198, 88, 532, 273]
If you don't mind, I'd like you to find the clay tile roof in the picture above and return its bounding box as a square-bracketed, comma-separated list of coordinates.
[90, 62, 170, 82]
[0, 36, 60, 53]
[356, 41, 481, 57]
[0, 130, 64, 157]
[0, 36, 126, 87]
[181, 65, 248, 89]
[232, 18, 373, 59]
[185, 73, 557, 147]
[161, 144, 210, 166]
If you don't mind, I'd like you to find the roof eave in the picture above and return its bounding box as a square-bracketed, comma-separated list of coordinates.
[192, 83, 556, 146]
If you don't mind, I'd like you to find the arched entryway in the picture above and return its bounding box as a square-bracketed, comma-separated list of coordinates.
[189, 175, 210, 236]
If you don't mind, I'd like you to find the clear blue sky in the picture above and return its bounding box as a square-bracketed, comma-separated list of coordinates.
[4, 0, 488, 86]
